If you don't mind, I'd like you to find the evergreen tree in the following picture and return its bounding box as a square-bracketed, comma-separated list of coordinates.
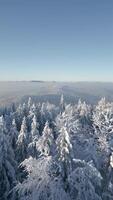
[28, 115, 40, 157]
[56, 126, 73, 182]
[9, 119, 18, 149]
[36, 121, 54, 157]
[0, 117, 17, 200]
[16, 117, 28, 162]
[60, 94, 65, 113]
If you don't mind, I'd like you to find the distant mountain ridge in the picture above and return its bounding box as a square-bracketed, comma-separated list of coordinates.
[0, 81, 113, 106]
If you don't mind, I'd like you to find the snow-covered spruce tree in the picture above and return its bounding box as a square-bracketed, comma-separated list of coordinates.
[15, 104, 25, 131]
[55, 104, 75, 140]
[36, 121, 54, 157]
[77, 100, 93, 134]
[56, 103, 82, 137]
[4, 113, 13, 133]
[22, 102, 29, 117]
[28, 115, 40, 157]
[0, 115, 8, 135]
[9, 119, 18, 150]
[0, 116, 17, 200]
[56, 104, 73, 127]
[10, 156, 70, 200]
[56, 126, 73, 183]
[2, 96, 113, 199]
[39, 102, 48, 133]
[16, 117, 29, 162]
[29, 103, 36, 116]
[93, 98, 113, 144]
[60, 94, 65, 113]
[31, 115, 39, 141]
[92, 99, 113, 170]
[56, 99, 93, 143]
[101, 152, 113, 200]
[27, 97, 32, 109]
[39, 102, 58, 133]
[26, 103, 37, 133]
[15, 100, 31, 132]
[68, 160, 103, 200]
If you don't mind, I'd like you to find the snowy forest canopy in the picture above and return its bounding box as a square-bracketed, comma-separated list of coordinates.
[0, 96, 113, 200]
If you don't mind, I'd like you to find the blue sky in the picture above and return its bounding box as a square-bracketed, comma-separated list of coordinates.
[0, 0, 113, 81]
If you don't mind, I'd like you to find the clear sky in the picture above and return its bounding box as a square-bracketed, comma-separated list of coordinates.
[0, 0, 113, 82]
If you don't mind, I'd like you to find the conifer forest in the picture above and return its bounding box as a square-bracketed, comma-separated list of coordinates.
[0, 96, 113, 200]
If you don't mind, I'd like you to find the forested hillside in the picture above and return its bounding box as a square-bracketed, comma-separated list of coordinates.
[0, 96, 113, 200]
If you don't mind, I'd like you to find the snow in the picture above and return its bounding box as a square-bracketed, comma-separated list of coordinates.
[0, 96, 113, 200]
[110, 153, 113, 168]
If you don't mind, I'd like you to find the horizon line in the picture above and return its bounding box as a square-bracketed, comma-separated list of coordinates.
[0, 80, 113, 83]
